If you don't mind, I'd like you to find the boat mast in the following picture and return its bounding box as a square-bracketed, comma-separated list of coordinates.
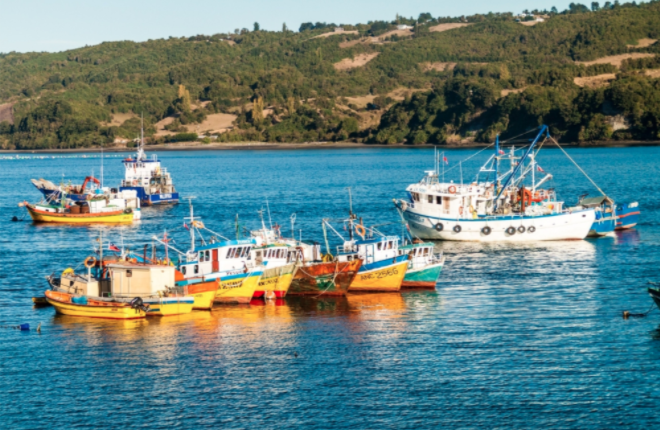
[185, 197, 197, 252]
[347, 187, 354, 241]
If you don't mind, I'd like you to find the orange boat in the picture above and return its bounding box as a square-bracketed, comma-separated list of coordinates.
[288, 259, 362, 296]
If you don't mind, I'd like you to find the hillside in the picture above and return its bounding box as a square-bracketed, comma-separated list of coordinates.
[1, 1, 660, 149]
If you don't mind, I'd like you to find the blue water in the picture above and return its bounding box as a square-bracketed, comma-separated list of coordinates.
[0, 147, 659, 428]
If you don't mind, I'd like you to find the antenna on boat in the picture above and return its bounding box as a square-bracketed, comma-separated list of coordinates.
[346, 187, 355, 240]
[235, 214, 240, 240]
[290, 213, 296, 240]
[184, 196, 198, 251]
[266, 199, 273, 230]
[101, 147, 104, 189]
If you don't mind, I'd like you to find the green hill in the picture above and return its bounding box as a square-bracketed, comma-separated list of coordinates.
[1, 1, 660, 149]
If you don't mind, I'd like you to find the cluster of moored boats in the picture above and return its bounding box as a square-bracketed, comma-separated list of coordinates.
[28, 125, 642, 320]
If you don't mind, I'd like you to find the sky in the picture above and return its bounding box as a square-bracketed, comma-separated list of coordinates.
[0, 0, 577, 53]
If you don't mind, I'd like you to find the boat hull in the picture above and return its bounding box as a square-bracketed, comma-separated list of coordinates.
[403, 208, 595, 242]
[187, 280, 219, 310]
[45, 290, 146, 320]
[214, 271, 262, 304]
[402, 260, 444, 289]
[26, 205, 133, 224]
[349, 258, 408, 292]
[143, 297, 194, 316]
[616, 202, 640, 230]
[253, 263, 298, 299]
[119, 187, 179, 205]
[288, 260, 363, 296]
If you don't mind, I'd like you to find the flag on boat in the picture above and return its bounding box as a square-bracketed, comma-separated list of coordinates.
[498, 149, 505, 155]
[443, 156, 448, 165]
[108, 243, 121, 252]
[537, 165, 545, 172]
[183, 222, 189, 230]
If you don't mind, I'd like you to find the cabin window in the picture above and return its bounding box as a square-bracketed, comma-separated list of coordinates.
[387, 241, 393, 250]
[238, 247, 245, 258]
[199, 252, 204, 262]
[443, 198, 450, 211]
[205, 251, 210, 261]
[194, 265, 199, 274]
[226, 248, 234, 259]
[428, 195, 433, 203]
[256, 251, 261, 259]
[436, 196, 442, 205]
[182, 266, 187, 275]
[347, 255, 353, 261]
[424, 248, 430, 256]
[377, 243, 382, 251]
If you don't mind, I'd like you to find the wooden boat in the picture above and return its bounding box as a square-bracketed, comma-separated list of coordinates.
[23, 201, 134, 224]
[175, 276, 219, 310]
[249, 239, 299, 298]
[289, 259, 362, 296]
[214, 268, 262, 304]
[32, 296, 51, 306]
[45, 290, 147, 320]
[399, 242, 445, 289]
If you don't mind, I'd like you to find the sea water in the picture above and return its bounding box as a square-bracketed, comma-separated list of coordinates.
[0, 146, 659, 428]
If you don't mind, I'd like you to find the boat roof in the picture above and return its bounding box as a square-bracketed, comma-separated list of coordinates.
[254, 243, 292, 249]
[196, 239, 256, 251]
[400, 242, 434, 250]
[354, 235, 399, 245]
[581, 196, 613, 207]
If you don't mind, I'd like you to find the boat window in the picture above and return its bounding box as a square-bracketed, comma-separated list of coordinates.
[194, 265, 199, 274]
[347, 255, 352, 261]
[182, 266, 187, 275]
[436, 196, 442, 205]
[377, 243, 382, 251]
[428, 195, 433, 203]
[387, 241, 393, 250]
[423, 248, 430, 256]
[226, 248, 234, 259]
[199, 252, 204, 262]
[256, 251, 261, 259]
[205, 251, 210, 261]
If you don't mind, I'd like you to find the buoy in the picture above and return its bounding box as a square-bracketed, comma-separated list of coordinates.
[623, 311, 630, 319]
[11, 216, 18, 222]
[37, 323, 41, 333]
[294, 352, 298, 358]
[19, 323, 29, 331]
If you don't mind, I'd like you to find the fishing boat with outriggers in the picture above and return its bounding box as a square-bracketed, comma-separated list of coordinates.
[325, 203, 409, 292]
[119, 124, 179, 205]
[155, 201, 263, 304]
[396, 125, 596, 242]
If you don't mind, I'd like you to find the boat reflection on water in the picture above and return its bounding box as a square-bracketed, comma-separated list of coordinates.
[614, 228, 641, 246]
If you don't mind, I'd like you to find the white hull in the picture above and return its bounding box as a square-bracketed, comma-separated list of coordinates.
[403, 209, 595, 242]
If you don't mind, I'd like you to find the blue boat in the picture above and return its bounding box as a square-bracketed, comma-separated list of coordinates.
[578, 196, 617, 237]
[615, 202, 640, 230]
[118, 129, 179, 205]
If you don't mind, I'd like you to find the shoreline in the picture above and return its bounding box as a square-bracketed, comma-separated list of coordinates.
[2, 139, 660, 154]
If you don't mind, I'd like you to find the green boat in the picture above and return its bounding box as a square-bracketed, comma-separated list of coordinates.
[398, 242, 445, 289]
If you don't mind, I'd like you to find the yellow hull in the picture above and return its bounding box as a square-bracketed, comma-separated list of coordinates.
[274, 272, 294, 298]
[145, 300, 194, 317]
[215, 272, 262, 304]
[46, 298, 146, 319]
[348, 261, 408, 292]
[27, 207, 133, 224]
[192, 290, 217, 310]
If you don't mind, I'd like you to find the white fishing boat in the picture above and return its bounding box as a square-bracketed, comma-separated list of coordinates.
[395, 126, 595, 242]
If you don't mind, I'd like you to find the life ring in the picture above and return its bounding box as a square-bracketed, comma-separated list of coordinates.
[355, 224, 366, 238]
[84, 256, 97, 268]
[434, 222, 444, 232]
[448, 185, 457, 194]
[528, 226, 536, 233]
[124, 208, 133, 214]
[506, 226, 516, 235]
[453, 225, 462, 233]
[517, 225, 526, 233]
[481, 226, 491, 235]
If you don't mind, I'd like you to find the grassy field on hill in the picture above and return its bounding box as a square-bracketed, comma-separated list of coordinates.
[1, 1, 660, 149]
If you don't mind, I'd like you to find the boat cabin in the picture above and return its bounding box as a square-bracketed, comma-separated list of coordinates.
[106, 263, 176, 298]
[252, 243, 298, 268]
[178, 239, 256, 280]
[336, 236, 399, 265]
[398, 242, 436, 270]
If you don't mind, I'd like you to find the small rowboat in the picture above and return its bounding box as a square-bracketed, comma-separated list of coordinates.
[45, 290, 147, 320]
[32, 297, 51, 306]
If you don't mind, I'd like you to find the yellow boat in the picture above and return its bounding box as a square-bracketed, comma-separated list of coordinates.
[24, 202, 133, 224]
[143, 296, 195, 316]
[348, 259, 409, 292]
[215, 269, 262, 304]
[174, 275, 219, 311]
[252, 263, 297, 299]
[45, 290, 146, 320]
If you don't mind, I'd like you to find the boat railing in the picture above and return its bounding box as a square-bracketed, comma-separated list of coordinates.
[336, 245, 357, 254]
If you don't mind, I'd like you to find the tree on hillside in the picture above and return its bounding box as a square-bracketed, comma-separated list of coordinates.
[282, 22, 288, 32]
[551, 6, 559, 13]
[299, 22, 314, 32]
[591, 2, 600, 11]
[418, 12, 433, 22]
[254, 22, 260, 31]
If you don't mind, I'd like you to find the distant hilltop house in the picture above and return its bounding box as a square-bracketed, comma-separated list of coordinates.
[334, 27, 345, 33]
[515, 13, 545, 22]
[397, 24, 413, 30]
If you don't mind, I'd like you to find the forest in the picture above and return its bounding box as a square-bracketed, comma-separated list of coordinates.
[1, 0, 660, 149]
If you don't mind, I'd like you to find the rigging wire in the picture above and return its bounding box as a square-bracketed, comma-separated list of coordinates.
[549, 137, 607, 197]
